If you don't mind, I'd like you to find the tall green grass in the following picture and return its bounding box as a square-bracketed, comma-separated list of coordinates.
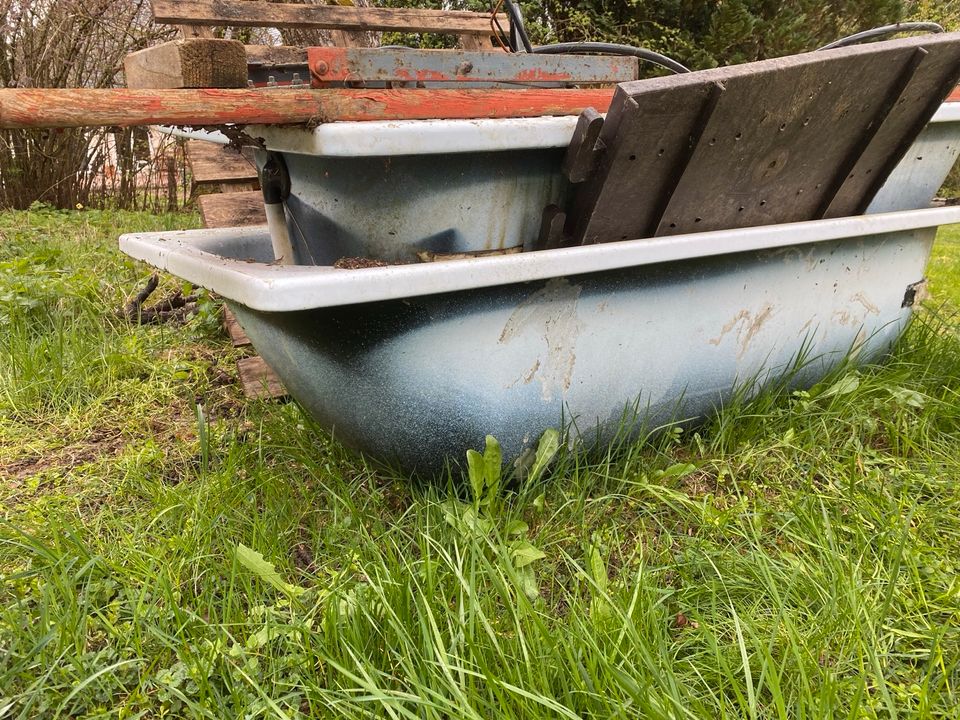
[1, 211, 959, 718]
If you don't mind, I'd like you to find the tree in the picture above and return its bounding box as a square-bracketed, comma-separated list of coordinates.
[375, 0, 947, 70]
[0, 0, 175, 209]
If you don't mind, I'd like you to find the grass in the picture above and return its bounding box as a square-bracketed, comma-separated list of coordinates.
[1, 207, 960, 718]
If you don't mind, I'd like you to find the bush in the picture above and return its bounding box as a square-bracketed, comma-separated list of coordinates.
[0, 0, 178, 210]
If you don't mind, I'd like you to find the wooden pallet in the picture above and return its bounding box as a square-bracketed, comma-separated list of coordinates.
[125, 0, 521, 402]
[184, 140, 285, 398]
[197, 190, 265, 228]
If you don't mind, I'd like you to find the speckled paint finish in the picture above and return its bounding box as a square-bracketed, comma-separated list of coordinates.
[227, 228, 933, 475]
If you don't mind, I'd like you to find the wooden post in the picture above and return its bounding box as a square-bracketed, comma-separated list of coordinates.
[179, 24, 215, 39]
[0, 87, 616, 129]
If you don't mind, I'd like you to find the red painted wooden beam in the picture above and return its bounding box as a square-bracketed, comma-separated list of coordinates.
[948, 86, 960, 103]
[0, 88, 616, 129]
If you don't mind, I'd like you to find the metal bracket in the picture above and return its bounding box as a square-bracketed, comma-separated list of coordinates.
[562, 107, 605, 183]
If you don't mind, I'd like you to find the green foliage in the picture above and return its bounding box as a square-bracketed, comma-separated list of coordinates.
[235, 543, 308, 598]
[905, 0, 960, 30]
[0, 3, 180, 210]
[374, 0, 942, 70]
[454, 432, 554, 599]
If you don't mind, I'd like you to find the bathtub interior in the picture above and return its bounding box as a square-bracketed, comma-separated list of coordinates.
[247, 109, 960, 268]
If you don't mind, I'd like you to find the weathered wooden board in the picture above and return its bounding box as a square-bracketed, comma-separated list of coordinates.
[222, 307, 252, 347]
[458, 34, 496, 51]
[187, 141, 258, 185]
[179, 25, 215, 39]
[152, 0, 506, 36]
[245, 44, 308, 68]
[571, 82, 719, 244]
[124, 39, 247, 89]
[0, 87, 616, 128]
[654, 47, 924, 236]
[571, 32, 960, 244]
[237, 356, 287, 399]
[197, 190, 266, 228]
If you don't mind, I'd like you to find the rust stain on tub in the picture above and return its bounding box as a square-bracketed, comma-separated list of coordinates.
[851, 292, 880, 315]
[500, 278, 582, 402]
[709, 303, 776, 358]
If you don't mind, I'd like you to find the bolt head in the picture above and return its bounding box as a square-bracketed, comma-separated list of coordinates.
[313, 60, 330, 76]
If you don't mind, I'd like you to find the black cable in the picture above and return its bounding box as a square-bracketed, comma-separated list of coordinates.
[532, 41, 690, 75]
[497, 1, 687, 73]
[502, 0, 533, 53]
[818, 21, 943, 50]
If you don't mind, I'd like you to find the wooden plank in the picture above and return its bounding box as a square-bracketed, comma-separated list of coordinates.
[651, 50, 907, 237]
[307, 47, 638, 85]
[197, 190, 266, 228]
[562, 107, 605, 183]
[124, 39, 248, 89]
[570, 32, 960, 244]
[222, 306, 252, 346]
[152, 0, 507, 36]
[179, 25, 215, 39]
[245, 44, 307, 67]
[186, 140, 258, 185]
[0, 87, 616, 128]
[237, 356, 287, 399]
[658, 36, 960, 235]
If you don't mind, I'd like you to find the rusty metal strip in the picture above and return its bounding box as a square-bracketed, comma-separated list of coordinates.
[307, 47, 638, 87]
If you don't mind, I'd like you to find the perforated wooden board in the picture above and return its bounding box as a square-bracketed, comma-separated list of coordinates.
[572, 32, 960, 244]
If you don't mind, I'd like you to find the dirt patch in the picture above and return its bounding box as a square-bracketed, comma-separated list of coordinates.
[680, 470, 717, 497]
[1, 430, 129, 512]
[2, 429, 127, 485]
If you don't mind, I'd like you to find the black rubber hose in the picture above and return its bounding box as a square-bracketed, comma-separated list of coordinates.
[532, 41, 690, 74]
[818, 22, 944, 50]
[502, 0, 533, 53]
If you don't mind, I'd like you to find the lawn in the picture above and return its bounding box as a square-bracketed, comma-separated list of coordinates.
[1, 207, 960, 718]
